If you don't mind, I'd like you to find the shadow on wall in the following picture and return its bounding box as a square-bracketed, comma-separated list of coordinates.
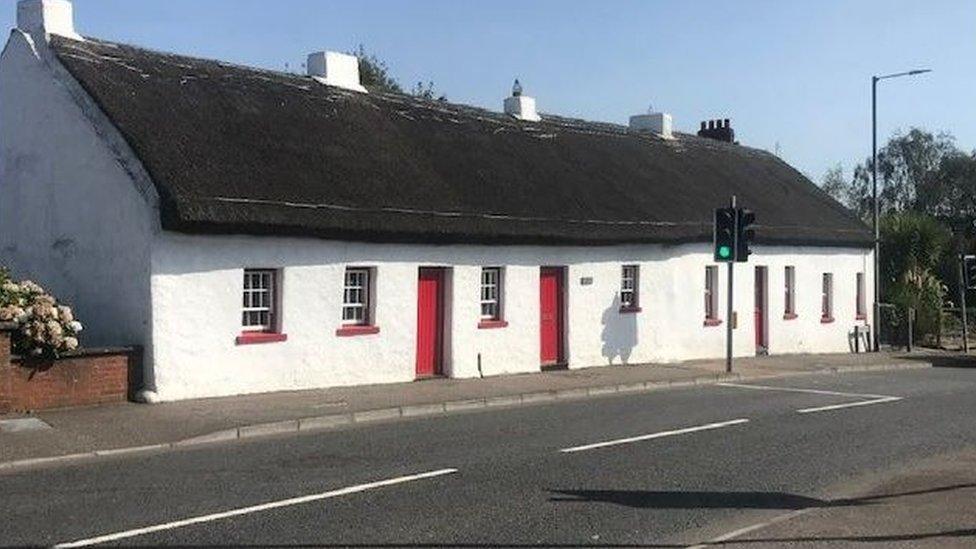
[601, 295, 637, 365]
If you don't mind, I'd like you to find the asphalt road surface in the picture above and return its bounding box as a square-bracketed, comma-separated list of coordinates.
[2, 366, 975, 547]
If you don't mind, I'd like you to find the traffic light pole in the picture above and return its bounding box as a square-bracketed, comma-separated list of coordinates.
[726, 196, 736, 373]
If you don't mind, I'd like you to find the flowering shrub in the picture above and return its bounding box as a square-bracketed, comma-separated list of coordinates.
[0, 269, 83, 358]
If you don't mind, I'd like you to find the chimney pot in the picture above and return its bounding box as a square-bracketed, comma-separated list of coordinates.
[708, 120, 715, 130]
[306, 51, 367, 93]
[504, 79, 540, 121]
[16, 0, 82, 41]
[700, 121, 706, 131]
[724, 118, 730, 128]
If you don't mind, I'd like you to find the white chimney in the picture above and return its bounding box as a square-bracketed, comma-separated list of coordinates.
[503, 79, 540, 122]
[16, 0, 83, 41]
[306, 51, 367, 93]
[629, 111, 673, 139]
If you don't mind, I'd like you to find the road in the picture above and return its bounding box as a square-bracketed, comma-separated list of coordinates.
[2, 366, 975, 547]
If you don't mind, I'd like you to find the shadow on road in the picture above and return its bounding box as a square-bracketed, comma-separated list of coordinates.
[550, 482, 976, 511]
[547, 483, 976, 545]
[550, 489, 828, 510]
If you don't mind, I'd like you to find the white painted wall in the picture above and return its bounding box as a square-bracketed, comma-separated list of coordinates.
[0, 26, 874, 403]
[0, 30, 156, 348]
[149, 232, 873, 401]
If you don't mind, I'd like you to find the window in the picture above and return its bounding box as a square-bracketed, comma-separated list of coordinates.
[704, 265, 720, 325]
[242, 269, 276, 331]
[620, 265, 640, 311]
[784, 266, 797, 319]
[821, 273, 834, 322]
[480, 267, 504, 321]
[342, 268, 372, 325]
[856, 272, 866, 319]
[337, 267, 379, 336]
[237, 269, 286, 344]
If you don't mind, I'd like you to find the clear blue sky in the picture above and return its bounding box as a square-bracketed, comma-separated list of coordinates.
[4, 0, 974, 182]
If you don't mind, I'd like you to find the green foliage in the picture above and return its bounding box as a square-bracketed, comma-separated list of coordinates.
[879, 212, 951, 340]
[820, 164, 852, 208]
[410, 80, 447, 102]
[843, 129, 967, 220]
[351, 45, 447, 101]
[351, 45, 402, 94]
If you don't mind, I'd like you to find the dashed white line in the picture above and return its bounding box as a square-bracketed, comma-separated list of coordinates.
[53, 468, 458, 548]
[560, 419, 750, 453]
[796, 396, 902, 414]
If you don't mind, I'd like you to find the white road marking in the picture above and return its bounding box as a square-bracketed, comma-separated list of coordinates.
[796, 396, 902, 414]
[717, 382, 902, 415]
[559, 419, 749, 453]
[717, 382, 889, 399]
[686, 508, 814, 548]
[53, 468, 458, 548]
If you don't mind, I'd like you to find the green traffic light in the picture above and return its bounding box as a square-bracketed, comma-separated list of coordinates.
[718, 245, 732, 259]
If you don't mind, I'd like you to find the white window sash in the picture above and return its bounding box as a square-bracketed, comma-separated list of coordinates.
[342, 268, 371, 325]
[621, 265, 638, 307]
[242, 270, 275, 331]
[480, 267, 501, 320]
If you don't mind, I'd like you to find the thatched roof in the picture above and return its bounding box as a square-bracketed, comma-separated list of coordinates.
[51, 36, 871, 247]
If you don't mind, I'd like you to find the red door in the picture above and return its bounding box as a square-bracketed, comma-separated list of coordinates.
[540, 267, 564, 365]
[416, 268, 445, 377]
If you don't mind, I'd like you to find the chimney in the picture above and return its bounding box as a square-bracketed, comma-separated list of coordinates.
[503, 79, 541, 122]
[306, 51, 367, 93]
[697, 118, 735, 143]
[16, 0, 83, 41]
[629, 109, 673, 139]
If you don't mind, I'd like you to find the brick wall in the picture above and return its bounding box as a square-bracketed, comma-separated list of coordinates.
[0, 327, 139, 413]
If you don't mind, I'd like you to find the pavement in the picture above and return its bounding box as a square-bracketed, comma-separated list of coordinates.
[0, 350, 949, 468]
[716, 449, 976, 547]
[1, 364, 975, 546]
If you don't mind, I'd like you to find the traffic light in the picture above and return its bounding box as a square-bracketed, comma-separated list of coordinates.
[735, 208, 756, 263]
[965, 255, 976, 290]
[714, 207, 736, 262]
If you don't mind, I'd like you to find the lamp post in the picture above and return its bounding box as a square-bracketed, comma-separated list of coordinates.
[871, 69, 931, 351]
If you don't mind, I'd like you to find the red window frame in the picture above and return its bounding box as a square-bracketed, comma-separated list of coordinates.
[337, 267, 380, 336]
[856, 272, 867, 320]
[619, 265, 642, 313]
[237, 269, 287, 345]
[821, 273, 834, 323]
[784, 266, 797, 320]
[704, 265, 722, 326]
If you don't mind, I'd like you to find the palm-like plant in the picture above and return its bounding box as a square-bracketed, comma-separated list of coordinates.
[880, 212, 950, 341]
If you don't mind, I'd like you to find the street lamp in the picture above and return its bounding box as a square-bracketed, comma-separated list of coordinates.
[872, 69, 931, 351]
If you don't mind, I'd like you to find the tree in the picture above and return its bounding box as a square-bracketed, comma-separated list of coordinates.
[350, 45, 447, 101]
[820, 164, 852, 208]
[920, 150, 976, 225]
[850, 128, 958, 217]
[351, 45, 402, 93]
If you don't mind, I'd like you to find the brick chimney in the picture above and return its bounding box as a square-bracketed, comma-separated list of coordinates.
[697, 118, 735, 143]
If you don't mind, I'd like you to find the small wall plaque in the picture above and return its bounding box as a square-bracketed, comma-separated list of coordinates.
[580, 276, 593, 286]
